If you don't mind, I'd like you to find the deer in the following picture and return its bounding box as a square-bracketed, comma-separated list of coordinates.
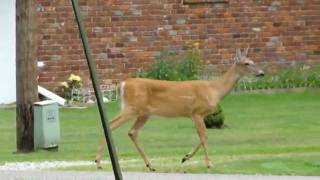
[94, 48, 265, 171]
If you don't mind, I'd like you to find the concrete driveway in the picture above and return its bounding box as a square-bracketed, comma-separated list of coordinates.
[1, 171, 319, 180]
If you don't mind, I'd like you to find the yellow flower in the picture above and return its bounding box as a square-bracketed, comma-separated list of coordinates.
[61, 82, 69, 88]
[193, 42, 199, 49]
[74, 75, 82, 82]
[68, 74, 82, 82]
[68, 74, 76, 81]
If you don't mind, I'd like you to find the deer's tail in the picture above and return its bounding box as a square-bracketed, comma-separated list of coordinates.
[120, 81, 126, 111]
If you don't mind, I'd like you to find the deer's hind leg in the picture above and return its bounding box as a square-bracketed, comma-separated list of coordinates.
[95, 110, 133, 169]
[128, 115, 155, 171]
[193, 115, 212, 168]
[181, 143, 201, 163]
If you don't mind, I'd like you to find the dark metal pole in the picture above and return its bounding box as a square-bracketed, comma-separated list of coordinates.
[70, 0, 123, 179]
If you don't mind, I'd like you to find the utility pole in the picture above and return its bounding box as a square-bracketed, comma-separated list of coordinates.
[16, 0, 38, 152]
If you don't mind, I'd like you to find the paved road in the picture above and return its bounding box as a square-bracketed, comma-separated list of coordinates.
[0, 171, 319, 180]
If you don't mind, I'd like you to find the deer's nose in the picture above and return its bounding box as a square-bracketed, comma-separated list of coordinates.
[256, 70, 265, 77]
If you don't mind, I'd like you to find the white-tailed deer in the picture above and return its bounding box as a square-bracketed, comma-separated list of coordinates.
[95, 48, 264, 171]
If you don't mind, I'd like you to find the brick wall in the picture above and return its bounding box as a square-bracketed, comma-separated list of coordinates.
[37, 0, 320, 90]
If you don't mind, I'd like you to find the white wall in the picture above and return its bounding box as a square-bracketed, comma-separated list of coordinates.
[0, 0, 16, 104]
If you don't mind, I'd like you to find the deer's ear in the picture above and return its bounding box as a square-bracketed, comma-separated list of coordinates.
[233, 55, 240, 63]
[236, 49, 242, 58]
[232, 56, 237, 63]
[244, 47, 249, 56]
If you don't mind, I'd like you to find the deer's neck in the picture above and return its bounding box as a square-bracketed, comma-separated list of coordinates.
[211, 64, 240, 99]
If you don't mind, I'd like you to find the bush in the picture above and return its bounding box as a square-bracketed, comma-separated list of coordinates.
[145, 52, 179, 81]
[204, 104, 225, 129]
[143, 45, 201, 81]
[235, 64, 320, 91]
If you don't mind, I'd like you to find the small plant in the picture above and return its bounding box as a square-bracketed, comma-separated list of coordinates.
[204, 105, 225, 129]
[58, 74, 83, 102]
[177, 43, 201, 81]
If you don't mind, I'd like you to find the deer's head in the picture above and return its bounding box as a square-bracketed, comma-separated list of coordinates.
[234, 48, 264, 77]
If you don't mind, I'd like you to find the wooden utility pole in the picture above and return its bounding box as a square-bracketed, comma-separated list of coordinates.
[16, 0, 38, 152]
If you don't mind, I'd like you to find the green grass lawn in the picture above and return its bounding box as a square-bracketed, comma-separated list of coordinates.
[0, 91, 320, 175]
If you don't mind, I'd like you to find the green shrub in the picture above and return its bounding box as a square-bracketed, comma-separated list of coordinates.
[204, 104, 225, 129]
[143, 48, 201, 81]
[145, 52, 179, 81]
[235, 64, 320, 91]
[177, 49, 201, 81]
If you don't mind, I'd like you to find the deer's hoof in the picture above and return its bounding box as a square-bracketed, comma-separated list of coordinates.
[181, 154, 190, 163]
[146, 164, 156, 172]
[206, 161, 213, 168]
[95, 160, 103, 170]
[150, 167, 156, 172]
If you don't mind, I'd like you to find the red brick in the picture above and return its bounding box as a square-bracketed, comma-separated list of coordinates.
[37, 0, 320, 91]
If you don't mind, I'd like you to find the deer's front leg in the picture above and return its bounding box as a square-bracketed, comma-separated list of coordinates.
[95, 137, 106, 169]
[191, 115, 212, 168]
[95, 111, 131, 169]
[128, 115, 156, 171]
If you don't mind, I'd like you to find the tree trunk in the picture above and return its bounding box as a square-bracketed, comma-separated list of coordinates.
[16, 0, 38, 152]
